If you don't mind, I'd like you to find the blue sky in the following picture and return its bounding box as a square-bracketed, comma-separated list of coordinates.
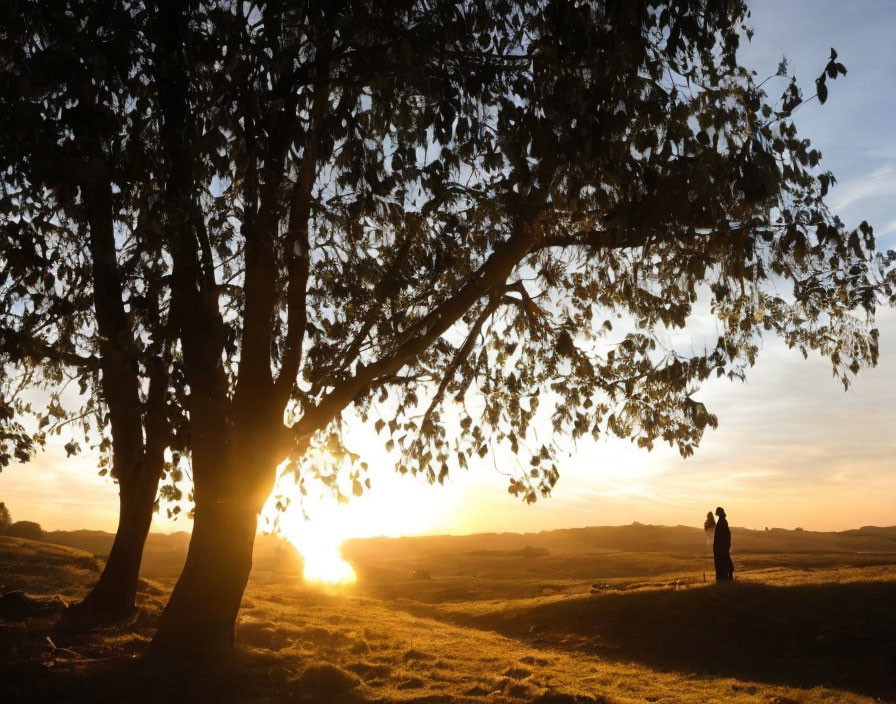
[2, 1, 895, 536]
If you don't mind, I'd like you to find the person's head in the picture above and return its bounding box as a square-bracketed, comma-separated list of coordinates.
[715, 506, 726, 518]
[706, 511, 714, 520]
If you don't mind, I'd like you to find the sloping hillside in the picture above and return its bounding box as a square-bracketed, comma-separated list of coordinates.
[3, 535, 895, 703]
[343, 523, 896, 562]
[39, 530, 302, 578]
[0, 536, 101, 599]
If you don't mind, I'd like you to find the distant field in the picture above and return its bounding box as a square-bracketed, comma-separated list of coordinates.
[2, 524, 895, 703]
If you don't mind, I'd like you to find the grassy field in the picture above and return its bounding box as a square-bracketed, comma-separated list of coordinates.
[1, 524, 895, 703]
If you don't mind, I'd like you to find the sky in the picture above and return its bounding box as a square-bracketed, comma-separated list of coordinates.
[2, 0, 895, 540]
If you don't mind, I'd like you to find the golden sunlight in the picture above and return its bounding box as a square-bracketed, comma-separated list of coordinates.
[291, 531, 357, 585]
[261, 486, 357, 585]
[260, 459, 465, 585]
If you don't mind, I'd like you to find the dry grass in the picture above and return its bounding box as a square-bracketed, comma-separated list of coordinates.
[2, 529, 895, 703]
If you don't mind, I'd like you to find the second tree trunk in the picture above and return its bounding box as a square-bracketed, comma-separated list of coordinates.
[148, 498, 260, 657]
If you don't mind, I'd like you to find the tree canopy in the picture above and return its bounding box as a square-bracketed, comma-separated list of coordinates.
[4, 0, 880, 494]
[0, 501, 11, 532]
[0, 0, 887, 651]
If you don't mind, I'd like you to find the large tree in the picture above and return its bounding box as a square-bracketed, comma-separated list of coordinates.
[1, 0, 885, 657]
[0, 2, 186, 620]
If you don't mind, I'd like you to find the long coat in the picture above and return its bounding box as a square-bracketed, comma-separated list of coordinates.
[713, 516, 733, 580]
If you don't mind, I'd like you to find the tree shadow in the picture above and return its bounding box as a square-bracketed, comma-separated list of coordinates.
[2, 650, 377, 704]
[0, 615, 370, 704]
[439, 580, 896, 699]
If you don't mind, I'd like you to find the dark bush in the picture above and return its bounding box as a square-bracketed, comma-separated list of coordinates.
[4, 520, 43, 540]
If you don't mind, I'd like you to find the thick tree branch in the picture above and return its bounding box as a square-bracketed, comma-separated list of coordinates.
[418, 295, 499, 435]
[274, 81, 330, 405]
[157, 0, 230, 478]
[321, 235, 414, 386]
[234, 49, 292, 409]
[0, 328, 99, 370]
[82, 161, 144, 476]
[142, 271, 177, 478]
[291, 159, 557, 444]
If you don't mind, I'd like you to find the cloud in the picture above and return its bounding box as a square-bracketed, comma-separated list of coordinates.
[0, 448, 120, 531]
[878, 216, 896, 236]
[831, 164, 896, 212]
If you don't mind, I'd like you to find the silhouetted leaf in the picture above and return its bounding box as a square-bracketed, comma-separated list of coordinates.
[816, 76, 828, 104]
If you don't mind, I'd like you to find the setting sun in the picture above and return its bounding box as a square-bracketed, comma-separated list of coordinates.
[260, 458, 465, 585]
[260, 479, 358, 585]
[292, 533, 357, 585]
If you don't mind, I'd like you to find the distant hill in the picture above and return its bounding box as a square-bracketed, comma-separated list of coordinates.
[44, 529, 190, 557]
[40, 529, 302, 579]
[35, 522, 896, 578]
[342, 523, 896, 563]
[0, 535, 102, 599]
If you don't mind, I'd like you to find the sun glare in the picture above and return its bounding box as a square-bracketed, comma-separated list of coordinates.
[262, 493, 358, 585]
[260, 457, 464, 585]
[293, 532, 357, 585]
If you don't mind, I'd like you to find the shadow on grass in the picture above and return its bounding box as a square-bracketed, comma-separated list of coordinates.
[0, 649, 374, 704]
[0, 608, 369, 704]
[427, 580, 896, 700]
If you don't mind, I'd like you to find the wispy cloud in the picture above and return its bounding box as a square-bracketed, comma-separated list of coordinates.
[878, 216, 896, 236]
[831, 164, 896, 211]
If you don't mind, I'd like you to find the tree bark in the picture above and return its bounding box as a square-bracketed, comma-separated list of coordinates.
[57, 159, 161, 629]
[74, 468, 160, 618]
[148, 490, 262, 657]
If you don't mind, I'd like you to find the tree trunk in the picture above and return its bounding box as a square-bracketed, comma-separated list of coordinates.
[59, 468, 160, 627]
[79, 493, 154, 614]
[148, 497, 260, 658]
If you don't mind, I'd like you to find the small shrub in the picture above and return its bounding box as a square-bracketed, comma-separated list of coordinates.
[4, 520, 42, 540]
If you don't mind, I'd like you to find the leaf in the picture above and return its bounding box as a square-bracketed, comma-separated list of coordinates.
[776, 56, 788, 77]
[816, 76, 828, 105]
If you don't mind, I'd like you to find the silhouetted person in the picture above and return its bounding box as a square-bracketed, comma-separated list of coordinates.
[713, 506, 733, 581]
[703, 511, 716, 545]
